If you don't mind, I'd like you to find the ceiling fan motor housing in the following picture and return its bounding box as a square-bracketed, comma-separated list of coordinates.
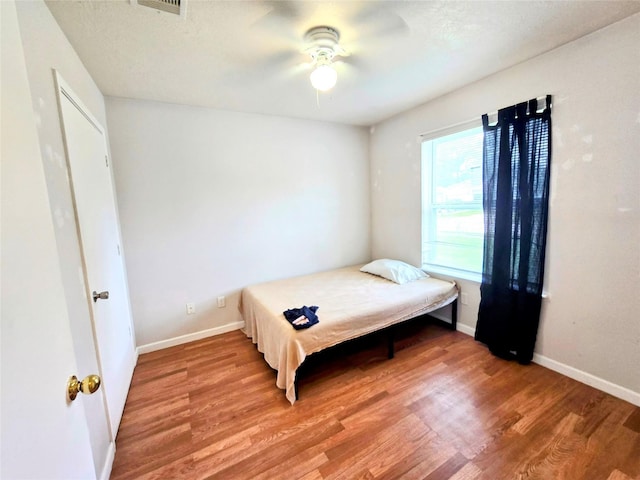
[304, 26, 345, 64]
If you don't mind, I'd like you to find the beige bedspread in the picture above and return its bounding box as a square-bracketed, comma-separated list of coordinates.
[239, 264, 458, 404]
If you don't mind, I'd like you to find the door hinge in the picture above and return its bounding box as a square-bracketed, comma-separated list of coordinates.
[105, 155, 109, 167]
[117, 244, 121, 255]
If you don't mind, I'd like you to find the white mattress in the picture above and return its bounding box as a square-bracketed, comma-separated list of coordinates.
[239, 264, 458, 404]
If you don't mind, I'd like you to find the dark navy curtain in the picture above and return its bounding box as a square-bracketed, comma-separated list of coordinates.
[475, 96, 552, 364]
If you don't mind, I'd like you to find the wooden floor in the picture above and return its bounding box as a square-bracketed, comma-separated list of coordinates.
[111, 320, 640, 480]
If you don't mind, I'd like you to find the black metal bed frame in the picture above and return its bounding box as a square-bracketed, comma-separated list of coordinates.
[293, 297, 458, 401]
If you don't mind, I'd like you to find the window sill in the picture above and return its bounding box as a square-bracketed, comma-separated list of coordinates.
[423, 265, 482, 284]
[424, 265, 550, 299]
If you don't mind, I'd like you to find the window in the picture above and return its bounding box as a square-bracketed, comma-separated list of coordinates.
[421, 123, 484, 276]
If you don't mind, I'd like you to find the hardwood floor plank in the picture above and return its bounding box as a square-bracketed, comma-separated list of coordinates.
[131, 456, 196, 480]
[513, 412, 587, 480]
[110, 326, 640, 480]
[623, 407, 640, 433]
[422, 452, 469, 480]
[298, 470, 324, 480]
[116, 393, 190, 438]
[199, 418, 344, 480]
[320, 414, 430, 479]
[250, 451, 329, 480]
[123, 368, 188, 408]
[373, 429, 458, 480]
[111, 422, 193, 480]
[448, 462, 483, 480]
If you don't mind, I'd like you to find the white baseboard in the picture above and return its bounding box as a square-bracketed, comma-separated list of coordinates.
[136, 321, 245, 354]
[532, 353, 640, 407]
[455, 323, 476, 337]
[454, 323, 640, 407]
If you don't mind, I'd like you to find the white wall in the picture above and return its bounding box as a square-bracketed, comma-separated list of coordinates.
[106, 98, 371, 347]
[370, 14, 640, 401]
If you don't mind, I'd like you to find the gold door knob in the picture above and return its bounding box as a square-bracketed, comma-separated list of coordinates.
[67, 374, 101, 401]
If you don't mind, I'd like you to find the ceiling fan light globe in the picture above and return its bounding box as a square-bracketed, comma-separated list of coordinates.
[310, 65, 337, 91]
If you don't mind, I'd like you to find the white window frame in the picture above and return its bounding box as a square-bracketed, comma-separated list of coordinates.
[421, 120, 484, 281]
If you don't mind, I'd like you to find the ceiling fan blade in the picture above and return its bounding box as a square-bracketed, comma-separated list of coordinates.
[226, 48, 303, 85]
[333, 57, 366, 74]
[250, 1, 303, 44]
[349, 4, 409, 42]
[261, 0, 299, 20]
[291, 61, 315, 73]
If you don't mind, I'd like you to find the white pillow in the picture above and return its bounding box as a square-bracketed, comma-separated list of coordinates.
[360, 259, 428, 285]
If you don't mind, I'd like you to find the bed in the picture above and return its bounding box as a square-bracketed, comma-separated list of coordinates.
[239, 262, 458, 404]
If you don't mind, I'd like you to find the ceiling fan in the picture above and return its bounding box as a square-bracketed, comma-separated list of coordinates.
[303, 26, 348, 91]
[249, 2, 410, 93]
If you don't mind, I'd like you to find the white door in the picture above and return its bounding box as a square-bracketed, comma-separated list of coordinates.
[56, 73, 136, 436]
[1, 2, 96, 477]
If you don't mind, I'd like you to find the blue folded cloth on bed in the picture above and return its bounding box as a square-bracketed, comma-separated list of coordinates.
[283, 305, 319, 330]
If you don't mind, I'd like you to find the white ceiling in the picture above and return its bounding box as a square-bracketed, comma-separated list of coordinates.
[46, 0, 640, 126]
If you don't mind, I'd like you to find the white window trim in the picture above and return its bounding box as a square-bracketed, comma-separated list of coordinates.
[425, 265, 482, 284]
[419, 118, 482, 142]
[421, 119, 484, 277]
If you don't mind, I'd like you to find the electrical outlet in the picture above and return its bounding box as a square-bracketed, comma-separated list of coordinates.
[186, 303, 195, 314]
[460, 293, 469, 305]
[217, 296, 226, 308]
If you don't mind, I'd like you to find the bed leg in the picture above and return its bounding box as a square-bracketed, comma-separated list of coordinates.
[451, 298, 458, 331]
[294, 380, 299, 401]
[387, 330, 395, 359]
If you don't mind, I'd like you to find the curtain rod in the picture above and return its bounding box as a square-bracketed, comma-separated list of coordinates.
[484, 94, 551, 118]
[419, 95, 551, 140]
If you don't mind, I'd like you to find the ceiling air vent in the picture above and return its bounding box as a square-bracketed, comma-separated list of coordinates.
[135, 0, 186, 18]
